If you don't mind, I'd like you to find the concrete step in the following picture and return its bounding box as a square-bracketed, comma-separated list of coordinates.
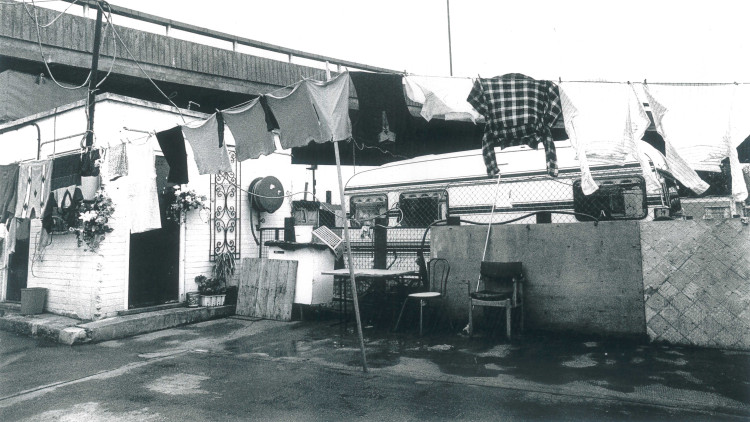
[117, 302, 185, 316]
[80, 305, 235, 343]
[0, 305, 235, 345]
[0, 301, 21, 312]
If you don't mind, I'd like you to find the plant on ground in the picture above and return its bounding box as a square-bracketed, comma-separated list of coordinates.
[194, 274, 225, 295]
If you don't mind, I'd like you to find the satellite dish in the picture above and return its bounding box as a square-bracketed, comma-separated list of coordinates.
[248, 176, 284, 213]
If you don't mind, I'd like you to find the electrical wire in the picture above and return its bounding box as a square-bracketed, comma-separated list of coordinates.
[27, 0, 78, 28]
[21, 0, 117, 92]
[107, 18, 187, 123]
[0, 0, 62, 4]
[22, 0, 90, 90]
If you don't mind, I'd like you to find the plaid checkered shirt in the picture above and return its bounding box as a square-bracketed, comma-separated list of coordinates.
[467, 74, 562, 177]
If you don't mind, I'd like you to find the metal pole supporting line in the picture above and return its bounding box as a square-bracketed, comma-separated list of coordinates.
[446, 0, 453, 77]
[476, 172, 503, 292]
[85, 3, 104, 148]
[334, 140, 368, 373]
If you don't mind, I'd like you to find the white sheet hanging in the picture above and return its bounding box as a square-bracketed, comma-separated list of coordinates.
[642, 84, 740, 198]
[124, 138, 162, 234]
[559, 82, 658, 195]
[403, 75, 483, 123]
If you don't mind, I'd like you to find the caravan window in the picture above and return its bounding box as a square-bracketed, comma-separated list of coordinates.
[350, 194, 388, 227]
[398, 191, 447, 227]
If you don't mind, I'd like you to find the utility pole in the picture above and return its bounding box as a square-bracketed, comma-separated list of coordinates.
[85, 2, 104, 148]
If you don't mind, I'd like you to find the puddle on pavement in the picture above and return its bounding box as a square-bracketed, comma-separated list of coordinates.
[207, 318, 750, 404]
[20, 402, 161, 422]
[145, 373, 210, 395]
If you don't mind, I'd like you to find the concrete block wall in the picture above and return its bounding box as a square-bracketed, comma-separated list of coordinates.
[640, 219, 750, 350]
[431, 222, 647, 336]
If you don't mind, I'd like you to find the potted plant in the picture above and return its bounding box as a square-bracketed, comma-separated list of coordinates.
[195, 275, 226, 307]
[164, 185, 208, 223]
[69, 189, 115, 252]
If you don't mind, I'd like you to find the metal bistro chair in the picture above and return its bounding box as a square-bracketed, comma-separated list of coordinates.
[394, 258, 450, 336]
[468, 261, 524, 338]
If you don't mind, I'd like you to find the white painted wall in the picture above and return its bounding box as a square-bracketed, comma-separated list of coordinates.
[0, 95, 206, 319]
[0, 94, 366, 319]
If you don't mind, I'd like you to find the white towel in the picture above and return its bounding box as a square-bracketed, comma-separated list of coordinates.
[126, 139, 161, 233]
[560, 82, 658, 195]
[404, 75, 483, 123]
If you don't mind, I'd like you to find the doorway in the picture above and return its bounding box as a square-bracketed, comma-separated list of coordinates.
[5, 219, 30, 302]
[128, 156, 180, 308]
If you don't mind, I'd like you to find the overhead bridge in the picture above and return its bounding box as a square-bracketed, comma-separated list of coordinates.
[0, 0, 394, 112]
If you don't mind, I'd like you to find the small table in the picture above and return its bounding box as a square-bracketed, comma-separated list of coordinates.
[322, 268, 420, 325]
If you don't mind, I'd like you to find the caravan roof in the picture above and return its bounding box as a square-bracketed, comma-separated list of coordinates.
[346, 140, 669, 192]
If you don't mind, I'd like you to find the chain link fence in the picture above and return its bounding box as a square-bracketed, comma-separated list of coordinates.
[342, 163, 750, 273]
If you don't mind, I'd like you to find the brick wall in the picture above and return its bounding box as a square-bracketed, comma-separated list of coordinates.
[182, 172, 213, 294]
[27, 196, 129, 321]
[640, 219, 750, 350]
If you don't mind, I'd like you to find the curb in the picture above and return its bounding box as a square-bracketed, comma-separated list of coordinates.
[0, 306, 235, 345]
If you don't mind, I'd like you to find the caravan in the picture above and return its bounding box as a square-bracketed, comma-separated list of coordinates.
[342, 140, 682, 270]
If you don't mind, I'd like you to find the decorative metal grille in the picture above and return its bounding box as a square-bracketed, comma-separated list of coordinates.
[210, 149, 241, 261]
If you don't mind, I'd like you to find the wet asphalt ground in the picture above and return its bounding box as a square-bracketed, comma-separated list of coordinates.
[1, 315, 748, 421]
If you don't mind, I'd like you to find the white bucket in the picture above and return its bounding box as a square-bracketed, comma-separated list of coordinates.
[80, 175, 100, 200]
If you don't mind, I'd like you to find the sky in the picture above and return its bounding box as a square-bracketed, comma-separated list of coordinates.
[87, 0, 750, 83]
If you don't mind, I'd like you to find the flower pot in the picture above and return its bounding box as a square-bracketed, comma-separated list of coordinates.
[80, 175, 101, 201]
[200, 294, 226, 307]
[20, 287, 47, 315]
[186, 291, 201, 307]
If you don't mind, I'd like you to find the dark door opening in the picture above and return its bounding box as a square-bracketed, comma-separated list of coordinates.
[5, 219, 30, 302]
[128, 156, 180, 308]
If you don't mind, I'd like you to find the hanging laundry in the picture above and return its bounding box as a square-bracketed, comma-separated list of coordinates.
[350, 72, 413, 145]
[107, 143, 129, 180]
[726, 85, 750, 202]
[222, 97, 277, 161]
[264, 81, 328, 149]
[216, 111, 226, 148]
[15, 160, 52, 219]
[467, 74, 562, 177]
[259, 95, 280, 132]
[0, 163, 18, 224]
[155, 126, 190, 184]
[404, 75, 483, 123]
[306, 71, 352, 142]
[560, 82, 659, 194]
[50, 153, 82, 190]
[181, 114, 232, 175]
[126, 139, 162, 233]
[642, 85, 728, 197]
[5, 216, 17, 254]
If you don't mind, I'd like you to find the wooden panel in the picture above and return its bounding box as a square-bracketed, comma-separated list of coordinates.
[236, 258, 297, 321]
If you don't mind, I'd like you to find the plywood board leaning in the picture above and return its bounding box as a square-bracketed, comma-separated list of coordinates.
[236, 258, 298, 321]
